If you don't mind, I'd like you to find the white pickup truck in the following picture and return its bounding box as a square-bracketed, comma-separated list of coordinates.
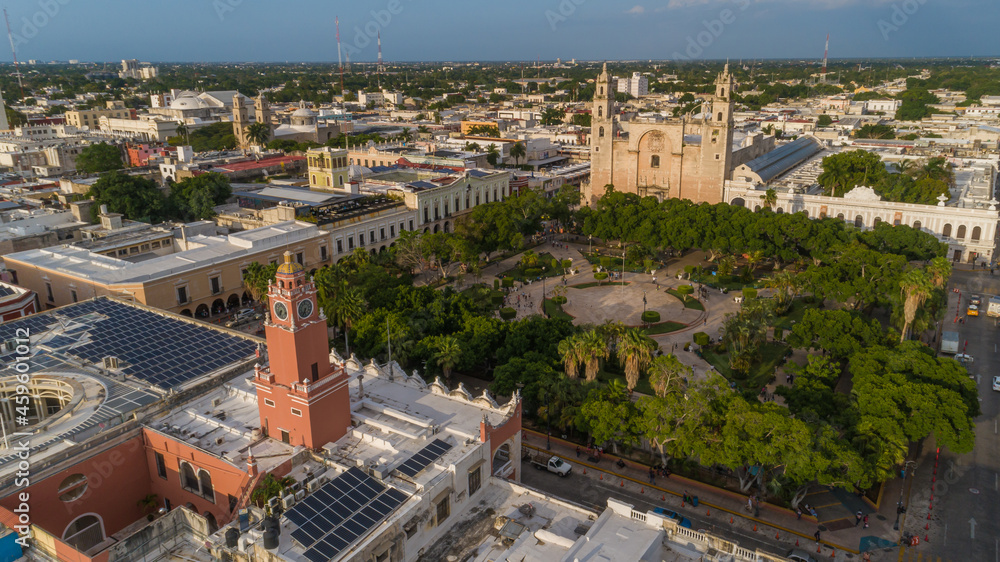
[528, 453, 572, 477]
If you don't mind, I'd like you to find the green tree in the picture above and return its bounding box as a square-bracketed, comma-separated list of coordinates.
[557, 333, 583, 380]
[580, 329, 609, 382]
[485, 143, 500, 167]
[647, 353, 692, 398]
[509, 142, 527, 167]
[759, 188, 777, 211]
[580, 379, 640, 453]
[898, 269, 934, 342]
[816, 114, 833, 127]
[617, 328, 656, 391]
[86, 171, 166, 223]
[817, 150, 887, 197]
[855, 124, 896, 139]
[168, 172, 232, 221]
[540, 107, 565, 126]
[245, 122, 270, 147]
[77, 142, 124, 173]
[250, 473, 295, 509]
[241, 262, 278, 304]
[467, 124, 500, 137]
[432, 336, 462, 381]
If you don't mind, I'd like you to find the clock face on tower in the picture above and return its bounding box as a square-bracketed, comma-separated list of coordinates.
[297, 298, 314, 319]
[273, 301, 288, 321]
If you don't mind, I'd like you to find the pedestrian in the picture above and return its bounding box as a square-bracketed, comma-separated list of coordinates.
[648, 467, 655, 484]
[855, 510, 862, 526]
[575, 446, 581, 458]
[746, 498, 752, 512]
[863, 514, 869, 528]
[814, 529, 821, 543]
[796, 508, 802, 520]
[703, 319, 707, 326]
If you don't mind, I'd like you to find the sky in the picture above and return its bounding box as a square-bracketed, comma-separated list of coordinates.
[5, 0, 997, 64]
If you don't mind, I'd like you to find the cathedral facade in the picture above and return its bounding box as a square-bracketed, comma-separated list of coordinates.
[585, 64, 771, 205]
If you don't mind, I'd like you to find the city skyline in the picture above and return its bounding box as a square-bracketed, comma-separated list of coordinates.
[4, 0, 996, 64]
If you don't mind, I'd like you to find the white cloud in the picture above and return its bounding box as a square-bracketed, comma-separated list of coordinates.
[626, 5, 647, 14]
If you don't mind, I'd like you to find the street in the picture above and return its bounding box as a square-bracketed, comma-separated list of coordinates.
[901, 269, 1000, 561]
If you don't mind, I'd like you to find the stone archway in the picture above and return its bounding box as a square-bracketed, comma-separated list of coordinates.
[63, 514, 105, 552]
[241, 292, 252, 306]
[211, 299, 225, 315]
[180, 309, 193, 317]
[195, 304, 210, 318]
[226, 294, 240, 310]
[492, 441, 514, 478]
[731, 197, 746, 207]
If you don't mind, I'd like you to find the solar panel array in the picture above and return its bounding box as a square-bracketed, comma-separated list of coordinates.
[395, 439, 453, 478]
[0, 298, 257, 389]
[284, 467, 408, 562]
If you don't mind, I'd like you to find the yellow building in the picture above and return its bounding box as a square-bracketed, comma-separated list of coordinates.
[307, 147, 350, 192]
[65, 103, 134, 130]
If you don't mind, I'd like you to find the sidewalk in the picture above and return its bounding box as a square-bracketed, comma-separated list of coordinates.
[522, 429, 903, 557]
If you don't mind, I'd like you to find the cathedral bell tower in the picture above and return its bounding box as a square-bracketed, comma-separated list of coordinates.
[233, 93, 250, 149]
[253, 252, 352, 449]
[588, 63, 615, 205]
[698, 64, 736, 204]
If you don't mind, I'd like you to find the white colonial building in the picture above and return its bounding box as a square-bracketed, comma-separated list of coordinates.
[724, 183, 1000, 265]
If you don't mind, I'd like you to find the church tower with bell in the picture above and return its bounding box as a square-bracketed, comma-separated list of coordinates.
[253, 252, 351, 449]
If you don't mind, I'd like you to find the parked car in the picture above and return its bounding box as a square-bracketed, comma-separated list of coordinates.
[955, 353, 974, 365]
[527, 453, 572, 476]
[785, 549, 818, 562]
[992, 376, 1000, 392]
[970, 294, 982, 306]
[967, 304, 979, 317]
[653, 507, 692, 528]
[226, 308, 262, 328]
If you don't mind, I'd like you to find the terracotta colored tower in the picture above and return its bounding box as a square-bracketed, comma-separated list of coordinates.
[253, 252, 351, 449]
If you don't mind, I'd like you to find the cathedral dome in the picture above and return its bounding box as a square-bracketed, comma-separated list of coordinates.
[276, 251, 304, 276]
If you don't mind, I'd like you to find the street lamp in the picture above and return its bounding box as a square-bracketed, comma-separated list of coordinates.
[642, 291, 647, 325]
[542, 266, 547, 317]
[589, 235, 592, 255]
[622, 247, 627, 298]
[893, 460, 917, 531]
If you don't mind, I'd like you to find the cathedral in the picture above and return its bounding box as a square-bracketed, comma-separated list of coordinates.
[585, 64, 773, 205]
[233, 95, 347, 149]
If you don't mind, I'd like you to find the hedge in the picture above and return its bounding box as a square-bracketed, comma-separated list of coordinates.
[641, 310, 660, 323]
[742, 287, 758, 299]
[502, 278, 514, 288]
[499, 307, 517, 320]
[693, 332, 710, 347]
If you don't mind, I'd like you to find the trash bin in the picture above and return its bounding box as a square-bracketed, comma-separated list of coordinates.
[692, 496, 699, 507]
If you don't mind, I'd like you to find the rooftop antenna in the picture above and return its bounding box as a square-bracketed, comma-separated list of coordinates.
[3, 9, 24, 100]
[336, 16, 345, 95]
[821, 33, 829, 84]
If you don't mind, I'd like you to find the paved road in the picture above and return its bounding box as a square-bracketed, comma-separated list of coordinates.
[901, 269, 1000, 561]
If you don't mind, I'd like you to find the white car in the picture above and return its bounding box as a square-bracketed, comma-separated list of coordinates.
[955, 353, 974, 364]
[993, 376, 1000, 392]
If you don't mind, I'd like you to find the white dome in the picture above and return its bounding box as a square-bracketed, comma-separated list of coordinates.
[170, 96, 208, 111]
[292, 107, 316, 117]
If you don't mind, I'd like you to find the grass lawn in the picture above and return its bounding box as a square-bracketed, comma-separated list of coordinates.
[569, 281, 630, 289]
[641, 321, 686, 335]
[665, 289, 706, 311]
[700, 341, 789, 391]
[771, 298, 810, 332]
[543, 298, 575, 321]
[500, 252, 569, 281]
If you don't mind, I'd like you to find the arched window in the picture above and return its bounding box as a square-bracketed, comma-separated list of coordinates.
[957, 225, 967, 239]
[599, 126, 605, 138]
[873, 217, 882, 227]
[972, 226, 982, 241]
[717, 112, 723, 122]
[598, 107, 603, 118]
[855, 215, 863, 227]
[836, 213, 845, 220]
[180, 462, 199, 492]
[198, 470, 214, 502]
[599, 86, 604, 96]
[651, 155, 660, 168]
[776, 207, 784, 214]
[63, 514, 104, 552]
[942, 224, 952, 238]
[912, 221, 921, 231]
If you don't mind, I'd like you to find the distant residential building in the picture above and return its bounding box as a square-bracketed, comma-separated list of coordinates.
[616, 72, 649, 97]
[306, 147, 350, 192]
[119, 59, 158, 80]
[358, 90, 404, 107]
[99, 115, 178, 142]
[864, 99, 901, 114]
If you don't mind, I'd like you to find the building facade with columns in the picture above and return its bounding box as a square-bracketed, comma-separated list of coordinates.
[723, 182, 1000, 264]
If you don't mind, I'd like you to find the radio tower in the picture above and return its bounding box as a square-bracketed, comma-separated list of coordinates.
[3, 9, 24, 100]
[377, 31, 384, 88]
[336, 17, 344, 95]
[821, 33, 829, 84]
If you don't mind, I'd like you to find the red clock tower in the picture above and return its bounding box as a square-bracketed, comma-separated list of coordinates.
[253, 252, 352, 449]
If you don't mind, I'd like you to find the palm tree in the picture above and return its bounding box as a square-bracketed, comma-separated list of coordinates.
[398, 128, 413, 144]
[926, 256, 952, 289]
[314, 264, 348, 328]
[765, 269, 799, 312]
[333, 287, 367, 356]
[242, 262, 278, 304]
[485, 143, 500, 167]
[251, 473, 295, 510]
[892, 159, 915, 175]
[648, 354, 691, 398]
[618, 328, 656, 391]
[759, 188, 777, 211]
[433, 336, 462, 382]
[745, 250, 766, 275]
[510, 142, 527, 167]
[557, 334, 582, 380]
[464, 141, 481, 152]
[245, 122, 270, 148]
[580, 329, 609, 382]
[899, 269, 933, 342]
[137, 493, 159, 515]
[520, 250, 539, 269]
[175, 123, 190, 146]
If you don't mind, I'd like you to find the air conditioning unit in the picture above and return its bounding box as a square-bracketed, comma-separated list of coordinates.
[103, 356, 120, 369]
[290, 482, 301, 494]
[295, 490, 305, 502]
[372, 467, 389, 481]
[4, 339, 16, 352]
[281, 494, 295, 510]
[306, 479, 321, 493]
[267, 496, 280, 512]
[211, 398, 223, 408]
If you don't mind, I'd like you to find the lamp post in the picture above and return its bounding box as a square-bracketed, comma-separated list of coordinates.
[589, 235, 592, 255]
[893, 460, 917, 531]
[622, 246, 627, 298]
[542, 266, 547, 317]
[642, 291, 647, 325]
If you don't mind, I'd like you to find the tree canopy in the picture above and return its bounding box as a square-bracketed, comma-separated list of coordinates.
[77, 142, 124, 174]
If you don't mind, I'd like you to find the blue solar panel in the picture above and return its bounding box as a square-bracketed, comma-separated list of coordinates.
[395, 439, 453, 478]
[284, 467, 408, 560]
[0, 299, 257, 389]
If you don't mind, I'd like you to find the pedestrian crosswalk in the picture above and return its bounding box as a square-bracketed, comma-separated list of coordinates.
[897, 548, 950, 561]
